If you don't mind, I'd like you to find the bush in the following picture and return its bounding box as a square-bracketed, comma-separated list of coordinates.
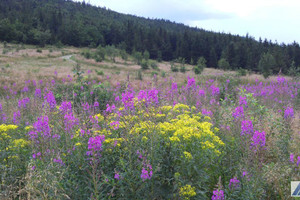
[140, 59, 149, 70]
[218, 58, 231, 71]
[194, 57, 206, 74]
[258, 52, 276, 78]
[133, 52, 143, 65]
[150, 61, 158, 70]
[237, 68, 247, 76]
[81, 50, 91, 59]
[95, 70, 104, 76]
[151, 71, 158, 77]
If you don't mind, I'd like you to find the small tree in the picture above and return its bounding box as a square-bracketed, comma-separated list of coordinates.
[258, 52, 276, 78]
[95, 45, 105, 62]
[105, 45, 118, 63]
[218, 58, 230, 71]
[288, 61, 300, 77]
[133, 52, 143, 65]
[120, 50, 128, 61]
[140, 59, 149, 70]
[143, 50, 150, 61]
[194, 57, 206, 74]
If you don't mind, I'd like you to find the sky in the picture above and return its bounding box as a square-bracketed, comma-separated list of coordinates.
[76, 0, 300, 44]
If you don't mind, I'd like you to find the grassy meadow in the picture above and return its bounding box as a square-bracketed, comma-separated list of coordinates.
[0, 43, 300, 199]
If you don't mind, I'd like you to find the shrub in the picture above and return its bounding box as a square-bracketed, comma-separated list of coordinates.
[140, 59, 149, 70]
[194, 57, 206, 74]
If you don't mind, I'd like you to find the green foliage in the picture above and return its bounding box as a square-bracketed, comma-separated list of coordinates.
[72, 63, 84, 83]
[81, 49, 91, 59]
[36, 48, 42, 53]
[120, 50, 128, 61]
[237, 68, 248, 76]
[180, 65, 186, 73]
[151, 71, 158, 77]
[3, 41, 7, 48]
[288, 61, 300, 77]
[94, 45, 106, 62]
[95, 69, 104, 76]
[218, 58, 231, 70]
[143, 50, 150, 61]
[105, 45, 118, 63]
[140, 59, 149, 70]
[170, 61, 178, 72]
[149, 60, 158, 70]
[258, 52, 276, 78]
[133, 52, 143, 65]
[194, 57, 206, 74]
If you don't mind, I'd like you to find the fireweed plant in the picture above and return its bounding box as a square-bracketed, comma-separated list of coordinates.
[0, 73, 299, 199]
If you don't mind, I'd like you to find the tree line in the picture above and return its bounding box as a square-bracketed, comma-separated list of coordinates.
[0, 0, 300, 76]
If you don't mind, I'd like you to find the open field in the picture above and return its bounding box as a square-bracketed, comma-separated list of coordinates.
[0, 43, 300, 199]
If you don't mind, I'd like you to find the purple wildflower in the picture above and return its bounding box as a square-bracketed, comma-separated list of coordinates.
[53, 158, 64, 166]
[29, 115, 51, 139]
[44, 91, 56, 110]
[241, 120, 253, 135]
[94, 101, 99, 107]
[211, 189, 224, 200]
[18, 97, 30, 109]
[59, 101, 73, 114]
[232, 106, 244, 120]
[22, 86, 29, 93]
[121, 90, 135, 110]
[82, 102, 90, 111]
[13, 110, 21, 124]
[210, 85, 220, 96]
[87, 135, 105, 155]
[290, 153, 294, 163]
[186, 77, 196, 89]
[171, 82, 178, 92]
[229, 177, 240, 189]
[297, 156, 300, 167]
[239, 96, 247, 106]
[141, 165, 153, 181]
[284, 107, 294, 119]
[198, 89, 205, 97]
[114, 172, 120, 180]
[64, 113, 78, 133]
[35, 88, 42, 98]
[251, 130, 266, 148]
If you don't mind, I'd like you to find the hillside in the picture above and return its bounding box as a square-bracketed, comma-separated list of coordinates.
[0, 0, 300, 74]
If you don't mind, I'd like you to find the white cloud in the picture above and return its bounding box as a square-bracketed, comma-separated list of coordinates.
[76, 0, 300, 44]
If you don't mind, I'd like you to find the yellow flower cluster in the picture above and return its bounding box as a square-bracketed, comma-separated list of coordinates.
[158, 112, 224, 155]
[9, 139, 30, 149]
[179, 184, 196, 199]
[0, 124, 18, 140]
[129, 120, 156, 135]
[183, 151, 193, 160]
[0, 124, 18, 133]
[104, 138, 124, 147]
[93, 103, 224, 158]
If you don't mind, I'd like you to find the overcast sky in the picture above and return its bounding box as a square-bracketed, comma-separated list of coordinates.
[76, 0, 300, 44]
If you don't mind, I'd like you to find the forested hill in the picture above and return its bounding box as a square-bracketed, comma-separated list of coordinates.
[1, 0, 300, 74]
